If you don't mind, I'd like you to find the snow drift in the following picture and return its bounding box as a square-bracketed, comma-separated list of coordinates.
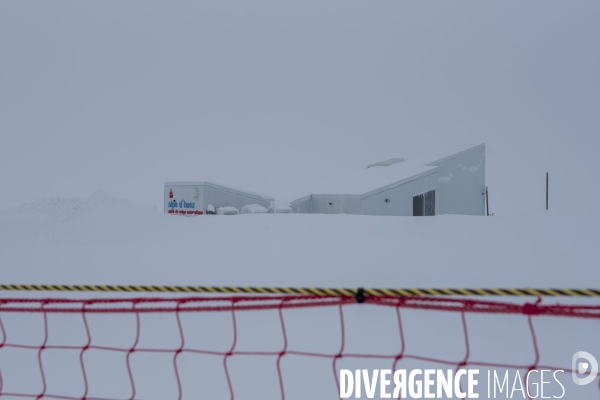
[0, 190, 596, 290]
[0, 190, 598, 399]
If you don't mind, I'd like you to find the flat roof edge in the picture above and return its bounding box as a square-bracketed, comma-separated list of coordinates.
[165, 181, 207, 186]
[291, 168, 439, 201]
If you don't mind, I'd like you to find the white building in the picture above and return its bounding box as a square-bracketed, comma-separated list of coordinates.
[291, 144, 486, 216]
[164, 181, 273, 215]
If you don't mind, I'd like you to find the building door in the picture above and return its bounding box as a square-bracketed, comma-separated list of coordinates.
[413, 190, 435, 216]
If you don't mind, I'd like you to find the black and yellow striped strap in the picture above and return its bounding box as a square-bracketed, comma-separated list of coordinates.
[0, 285, 599, 297]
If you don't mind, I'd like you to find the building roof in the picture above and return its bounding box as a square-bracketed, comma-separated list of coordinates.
[164, 181, 274, 201]
[293, 143, 484, 198]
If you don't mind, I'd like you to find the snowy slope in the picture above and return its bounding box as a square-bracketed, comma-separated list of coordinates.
[0, 191, 596, 289]
[0, 191, 598, 400]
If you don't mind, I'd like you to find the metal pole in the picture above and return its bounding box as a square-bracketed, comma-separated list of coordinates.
[546, 172, 548, 211]
[486, 187, 489, 216]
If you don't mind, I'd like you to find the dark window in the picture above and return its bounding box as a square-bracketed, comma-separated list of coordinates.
[413, 194, 424, 216]
[413, 190, 435, 216]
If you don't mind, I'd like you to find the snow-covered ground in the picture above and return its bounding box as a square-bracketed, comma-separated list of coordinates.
[1, 191, 598, 399]
[1, 190, 596, 289]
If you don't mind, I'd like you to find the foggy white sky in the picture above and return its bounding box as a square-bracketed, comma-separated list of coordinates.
[1, 1, 599, 216]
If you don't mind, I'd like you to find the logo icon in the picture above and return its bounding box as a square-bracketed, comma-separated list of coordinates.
[169, 189, 173, 199]
[572, 351, 598, 385]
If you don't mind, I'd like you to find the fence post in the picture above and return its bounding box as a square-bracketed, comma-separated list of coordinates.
[546, 172, 548, 211]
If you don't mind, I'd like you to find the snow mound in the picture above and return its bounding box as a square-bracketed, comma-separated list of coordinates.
[0, 190, 161, 246]
[241, 204, 268, 214]
[6, 189, 154, 221]
[216, 206, 239, 215]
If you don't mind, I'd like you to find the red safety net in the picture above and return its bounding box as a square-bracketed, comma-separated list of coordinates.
[0, 295, 599, 400]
